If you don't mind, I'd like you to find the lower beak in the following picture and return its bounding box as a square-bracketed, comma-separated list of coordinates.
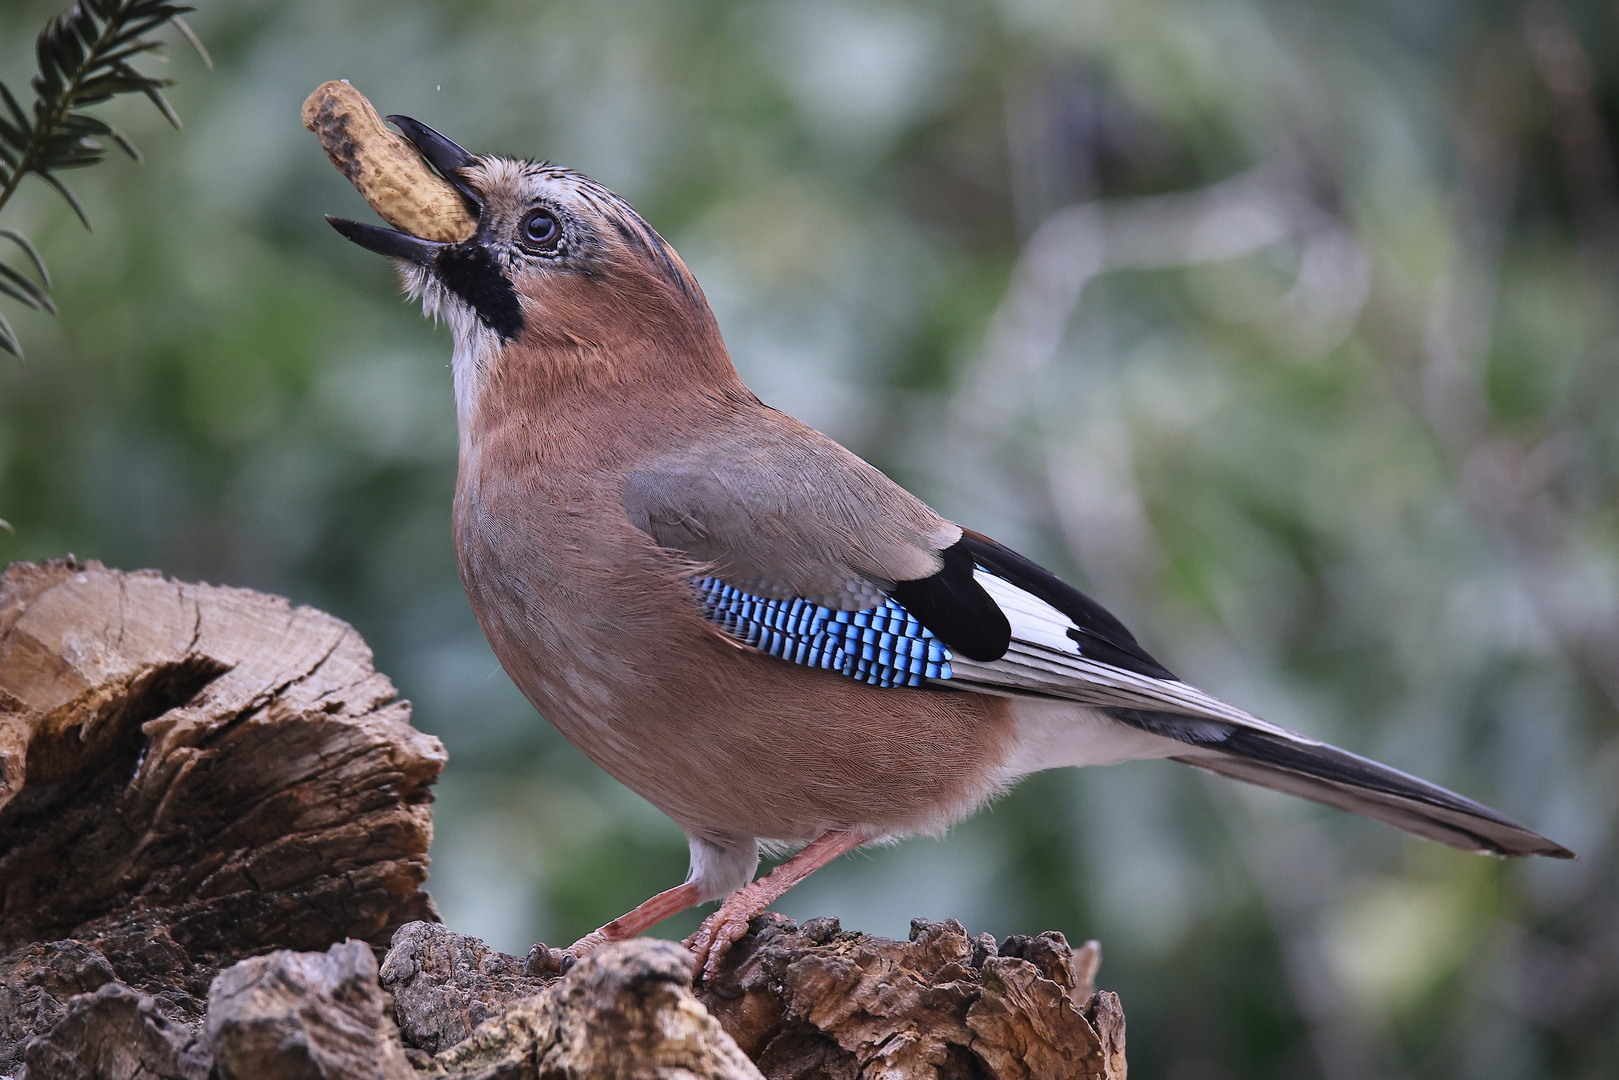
[325, 216, 448, 265]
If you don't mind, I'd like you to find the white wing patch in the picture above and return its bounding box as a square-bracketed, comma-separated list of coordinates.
[955, 570, 1307, 743]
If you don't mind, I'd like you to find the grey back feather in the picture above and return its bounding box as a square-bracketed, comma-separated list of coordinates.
[622, 410, 960, 609]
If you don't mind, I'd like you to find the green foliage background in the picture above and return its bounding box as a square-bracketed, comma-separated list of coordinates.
[1, 1, 1614, 1076]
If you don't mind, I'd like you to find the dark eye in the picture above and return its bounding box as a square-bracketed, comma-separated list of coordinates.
[521, 208, 560, 250]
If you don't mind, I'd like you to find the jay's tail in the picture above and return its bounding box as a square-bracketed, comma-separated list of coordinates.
[1110, 707, 1574, 858]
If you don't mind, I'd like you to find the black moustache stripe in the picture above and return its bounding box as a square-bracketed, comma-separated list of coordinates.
[434, 245, 524, 341]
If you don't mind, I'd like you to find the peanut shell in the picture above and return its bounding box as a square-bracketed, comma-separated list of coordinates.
[302, 80, 476, 243]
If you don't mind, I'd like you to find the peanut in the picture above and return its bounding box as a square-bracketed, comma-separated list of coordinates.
[302, 81, 477, 243]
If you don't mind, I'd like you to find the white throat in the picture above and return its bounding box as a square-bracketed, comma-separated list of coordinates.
[402, 262, 506, 447]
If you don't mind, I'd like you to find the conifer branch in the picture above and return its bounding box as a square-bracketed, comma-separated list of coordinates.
[0, 0, 207, 357]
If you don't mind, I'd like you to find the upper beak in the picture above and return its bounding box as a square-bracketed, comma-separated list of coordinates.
[325, 114, 481, 264]
[386, 115, 481, 206]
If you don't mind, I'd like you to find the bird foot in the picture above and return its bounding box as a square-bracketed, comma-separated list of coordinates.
[684, 888, 771, 981]
[525, 943, 569, 975]
[684, 830, 870, 981]
[526, 928, 615, 976]
[526, 881, 707, 977]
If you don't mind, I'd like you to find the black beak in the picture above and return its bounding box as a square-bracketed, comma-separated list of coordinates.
[325, 215, 448, 265]
[324, 116, 524, 341]
[326, 114, 482, 261]
[387, 114, 482, 208]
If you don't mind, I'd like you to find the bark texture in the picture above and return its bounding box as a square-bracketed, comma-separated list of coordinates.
[0, 557, 444, 1075]
[381, 921, 555, 1056]
[701, 914, 1126, 1080]
[206, 940, 417, 1080]
[382, 919, 1126, 1080]
[0, 558, 1125, 1079]
[411, 937, 765, 1080]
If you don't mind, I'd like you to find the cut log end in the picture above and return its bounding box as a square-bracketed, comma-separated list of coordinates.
[0, 559, 444, 1032]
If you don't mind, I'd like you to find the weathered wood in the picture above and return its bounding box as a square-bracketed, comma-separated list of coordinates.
[0, 558, 1126, 1079]
[705, 915, 1125, 1080]
[19, 983, 208, 1080]
[0, 557, 445, 1072]
[381, 920, 554, 1056]
[409, 937, 765, 1080]
[0, 941, 121, 1068]
[383, 918, 1126, 1080]
[205, 940, 416, 1080]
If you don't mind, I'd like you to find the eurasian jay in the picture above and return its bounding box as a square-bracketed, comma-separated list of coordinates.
[327, 117, 1574, 979]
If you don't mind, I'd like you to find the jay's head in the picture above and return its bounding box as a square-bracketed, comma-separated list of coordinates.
[328, 117, 728, 404]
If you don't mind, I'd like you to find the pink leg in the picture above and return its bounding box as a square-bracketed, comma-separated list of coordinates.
[529, 880, 703, 973]
[685, 830, 867, 981]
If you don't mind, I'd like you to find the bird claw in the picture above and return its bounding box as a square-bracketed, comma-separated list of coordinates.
[524, 943, 579, 976]
[684, 897, 764, 982]
[525, 943, 567, 975]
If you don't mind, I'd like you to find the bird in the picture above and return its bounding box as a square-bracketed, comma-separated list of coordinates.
[326, 116, 1575, 980]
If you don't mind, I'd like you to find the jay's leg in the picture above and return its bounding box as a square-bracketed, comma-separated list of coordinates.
[686, 829, 868, 980]
[528, 832, 757, 974]
[529, 880, 704, 973]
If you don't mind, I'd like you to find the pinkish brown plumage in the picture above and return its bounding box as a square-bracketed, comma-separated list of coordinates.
[325, 115, 1574, 979]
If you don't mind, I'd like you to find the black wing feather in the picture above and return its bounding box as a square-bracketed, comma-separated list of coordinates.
[889, 541, 1010, 662]
[886, 529, 1175, 679]
[957, 530, 1176, 680]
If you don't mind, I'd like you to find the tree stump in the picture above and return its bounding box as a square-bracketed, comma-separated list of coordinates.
[0, 559, 1125, 1079]
[0, 557, 443, 1076]
[380, 919, 1126, 1080]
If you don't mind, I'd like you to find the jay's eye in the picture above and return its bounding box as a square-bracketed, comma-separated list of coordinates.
[521, 209, 561, 250]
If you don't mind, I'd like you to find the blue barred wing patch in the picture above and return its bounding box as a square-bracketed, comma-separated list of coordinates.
[694, 577, 952, 688]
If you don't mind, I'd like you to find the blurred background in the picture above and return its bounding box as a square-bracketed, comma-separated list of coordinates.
[1, 0, 1615, 1075]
